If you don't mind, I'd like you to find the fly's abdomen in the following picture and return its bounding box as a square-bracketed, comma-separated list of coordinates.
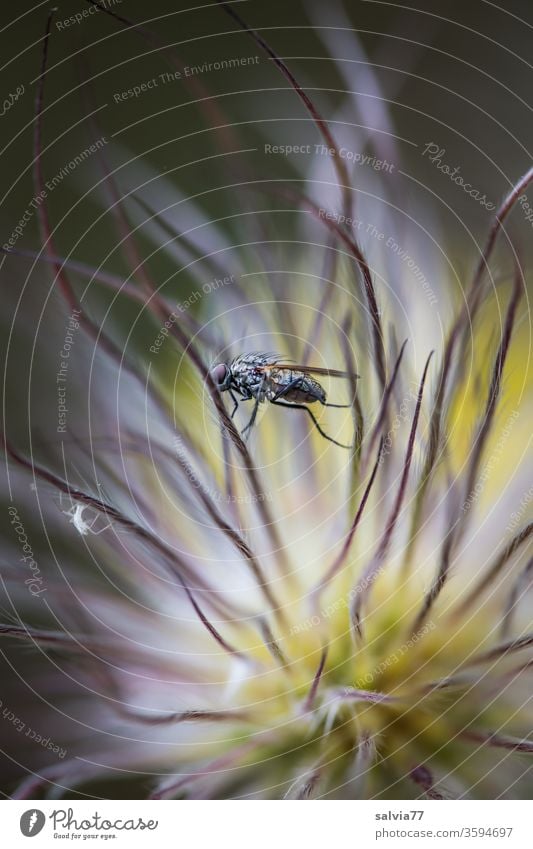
[272, 371, 326, 405]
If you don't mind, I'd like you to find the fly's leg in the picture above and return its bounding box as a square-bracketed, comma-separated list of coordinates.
[271, 376, 306, 402]
[270, 400, 352, 449]
[241, 378, 266, 440]
[241, 396, 261, 439]
[277, 401, 353, 449]
[271, 378, 352, 449]
[323, 401, 352, 408]
[229, 389, 240, 419]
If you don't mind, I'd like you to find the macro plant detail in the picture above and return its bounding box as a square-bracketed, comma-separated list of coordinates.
[0, 0, 532, 802]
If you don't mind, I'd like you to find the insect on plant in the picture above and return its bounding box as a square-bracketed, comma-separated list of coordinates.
[211, 352, 358, 448]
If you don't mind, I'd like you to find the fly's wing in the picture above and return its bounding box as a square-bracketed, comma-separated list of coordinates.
[257, 363, 359, 379]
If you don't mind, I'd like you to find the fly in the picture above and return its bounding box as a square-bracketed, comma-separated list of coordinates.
[211, 352, 358, 449]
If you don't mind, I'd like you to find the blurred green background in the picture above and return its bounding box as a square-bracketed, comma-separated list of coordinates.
[2, 0, 533, 286]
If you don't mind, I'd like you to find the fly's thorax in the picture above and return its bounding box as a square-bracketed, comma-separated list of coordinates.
[230, 356, 267, 399]
[231, 354, 266, 386]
